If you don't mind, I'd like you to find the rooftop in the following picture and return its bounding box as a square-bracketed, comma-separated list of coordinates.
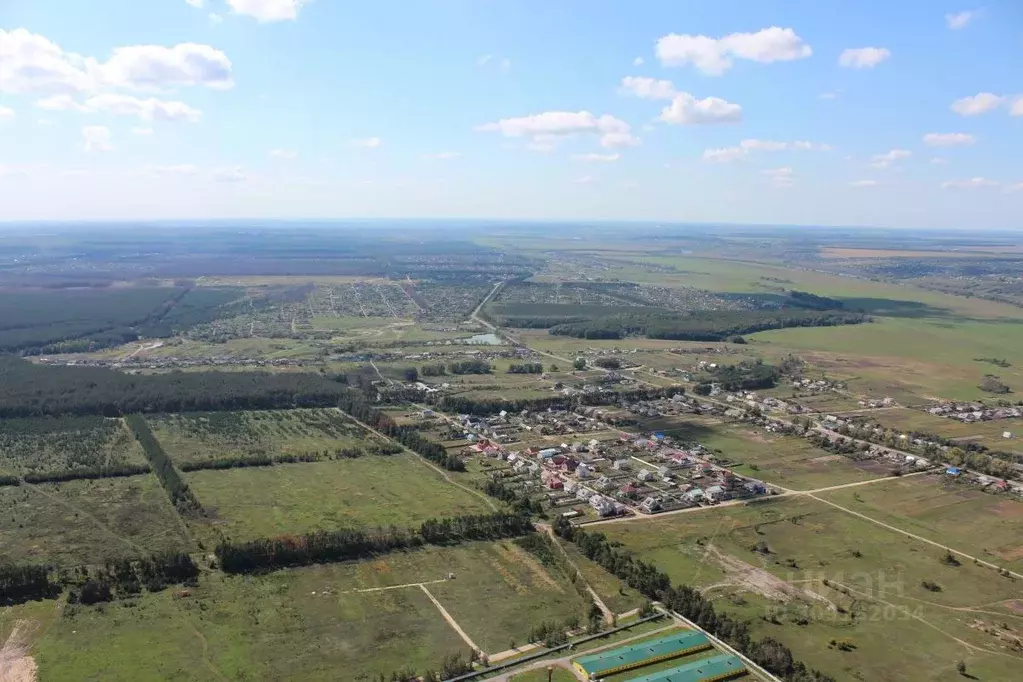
[574, 630, 711, 675]
[624, 654, 747, 682]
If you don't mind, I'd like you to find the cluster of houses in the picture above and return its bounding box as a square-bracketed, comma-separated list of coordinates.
[39, 355, 309, 370]
[926, 401, 1021, 427]
[790, 377, 848, 394]
[468, 428, 771, 520]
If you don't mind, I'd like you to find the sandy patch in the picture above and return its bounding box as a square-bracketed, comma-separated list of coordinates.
[700, 545, 835, 611]
[0, 621, 37, 682]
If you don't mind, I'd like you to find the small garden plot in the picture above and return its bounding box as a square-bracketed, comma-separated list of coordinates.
[185, 455, 494, 543]
[0, 475, 193, 566]
[0, 416, 148, 477]
[145, 408, 384, 466]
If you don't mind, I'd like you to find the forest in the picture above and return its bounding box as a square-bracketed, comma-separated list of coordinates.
[548, 309, 867, 341]
[0, 357, 351, 417]
[435, 385, 684, 417]
[695, 360, 781, 393]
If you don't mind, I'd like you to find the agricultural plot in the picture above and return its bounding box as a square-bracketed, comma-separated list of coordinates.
[819, 474, 1023, 569]
[0, 474, 193, 566]
[600, 496, 1023, 682]
[186, 454, 495, 543]
[0, 416, 148, 477]
[145, 409, 383, 466]
[656, 418, 883, 490]
[29, 539, 583, 681]
[856, 407, 1023, 453]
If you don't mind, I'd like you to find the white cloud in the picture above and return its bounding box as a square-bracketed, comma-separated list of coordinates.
[212, 166, 246, 182]
[1011, 97, 1023, 117]
[478, 54, 511, 71]
[1005, 182, 1023, 194]
[185, 0, 204, 8]
[633, 57, 644, 66]
[742, 139, 787, 152]
[945, 11, 975, 29]
[100, 43, 232, 90]
[702, 138, 830, 162]
[477, 54, 492, 66]
[351, 137, 382, 148]
[477, 110, 638, 149]
[702, 147, 748, 163]
[149, 164, 199, 176]
[269, 148, 298, 159]
[500, 58, 511, 71]
[819, 91, 839, 100]
[930, 157, 950, 165]
[131, 126, 153, 135]
[573, 176, 594, 184]
[226, 0, 308, 22]
[210, 13, 224, 25]
[763, 167, 794, 188]
[37, 94, 201, 121]
[656, 26, 811, 75]
[619, 76, 676, 100]
[81, 125, 111, 152]
[89, 94, 202, 121]
[659, 92, 742, 124]
[941, 177, 999, 189]
[871, 149, 912, 168]
[850, 180, 879, 187]
[950, 92, 1005, 115]
[0, 105, 13, 119]
[923, 132, 975, 147]
[573, 153, 620, 163]
[424, 151, 461, 160]
[0, 29, 233, 95]
[839, 47, 891, 69]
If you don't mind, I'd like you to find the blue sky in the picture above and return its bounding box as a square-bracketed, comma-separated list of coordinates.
[0, 0, 1021, 228]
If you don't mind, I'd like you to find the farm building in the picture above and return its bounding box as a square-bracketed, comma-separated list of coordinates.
[624, 654, 747, 682]
[572, 630, 712, 679]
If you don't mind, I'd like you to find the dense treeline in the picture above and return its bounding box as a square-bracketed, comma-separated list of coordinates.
[437, 385, 684, 417]
[0, 357, 350, 418]
[22, 463, 151, 484]
[508, 362, 544, 374]
[216, 512, 533, 573]
[67, 552, 200, 604]
[420, 362, 447, 376]
[447, 359, 492, 375]
[334, 390, 466, 471]
[125, 415, 203, 516]
[1, 552, 197, 606]
[0, 474, 19, 487]
[786, 290, 845, 310]
[483, 475, 543, 516]
[594, 357, 622, 369]
[697, 360, 781, 393]
[373, 652, 477, 682]
[0, 564, 59, 605]
[554, 518, 835, 682]
[136, 287, 247, 338]
[549, 309, 867, 341]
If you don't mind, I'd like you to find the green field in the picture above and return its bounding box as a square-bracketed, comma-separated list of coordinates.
[186, 454, 495, 543]
[26, 540, 586, 681]
[0, 474, 193, 566]
[648, 417, 885, 490]
[146, 409, 383, 465]
[0, 416, 148, 476]
[598, 496, 1023, 682]
[818, 474, 1023, 569]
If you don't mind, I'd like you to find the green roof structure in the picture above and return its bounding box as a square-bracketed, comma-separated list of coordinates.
[572, 630, 712, 678]
[624, 654, 747, 682]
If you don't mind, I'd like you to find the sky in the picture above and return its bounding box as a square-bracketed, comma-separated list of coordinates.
[0, 0, 1021, 228]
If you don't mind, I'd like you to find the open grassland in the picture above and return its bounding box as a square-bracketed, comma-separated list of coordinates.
[0, 474, 193, 566]
[27, 540, 585, 681]
[146, 409, 381, 465]
[186, 455, 494, 543]
[599, 496, 1023, 682]
[648, 417, 884, 490]
[819, 247, 1009, 259]
[0, 416, 148, 477]
[818, 474, 1023, 569]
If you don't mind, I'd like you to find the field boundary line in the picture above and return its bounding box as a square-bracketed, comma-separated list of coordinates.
[339, 578, 448, 595]
[419, 584, 482, 655]
[541, 525, 614, 624]
[809, 493, 1023, 580]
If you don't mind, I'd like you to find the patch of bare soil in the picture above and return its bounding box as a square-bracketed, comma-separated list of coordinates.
[0, 621, 38, 682]
[500, 543, 563, 592]
[700, 545, 836, 611]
